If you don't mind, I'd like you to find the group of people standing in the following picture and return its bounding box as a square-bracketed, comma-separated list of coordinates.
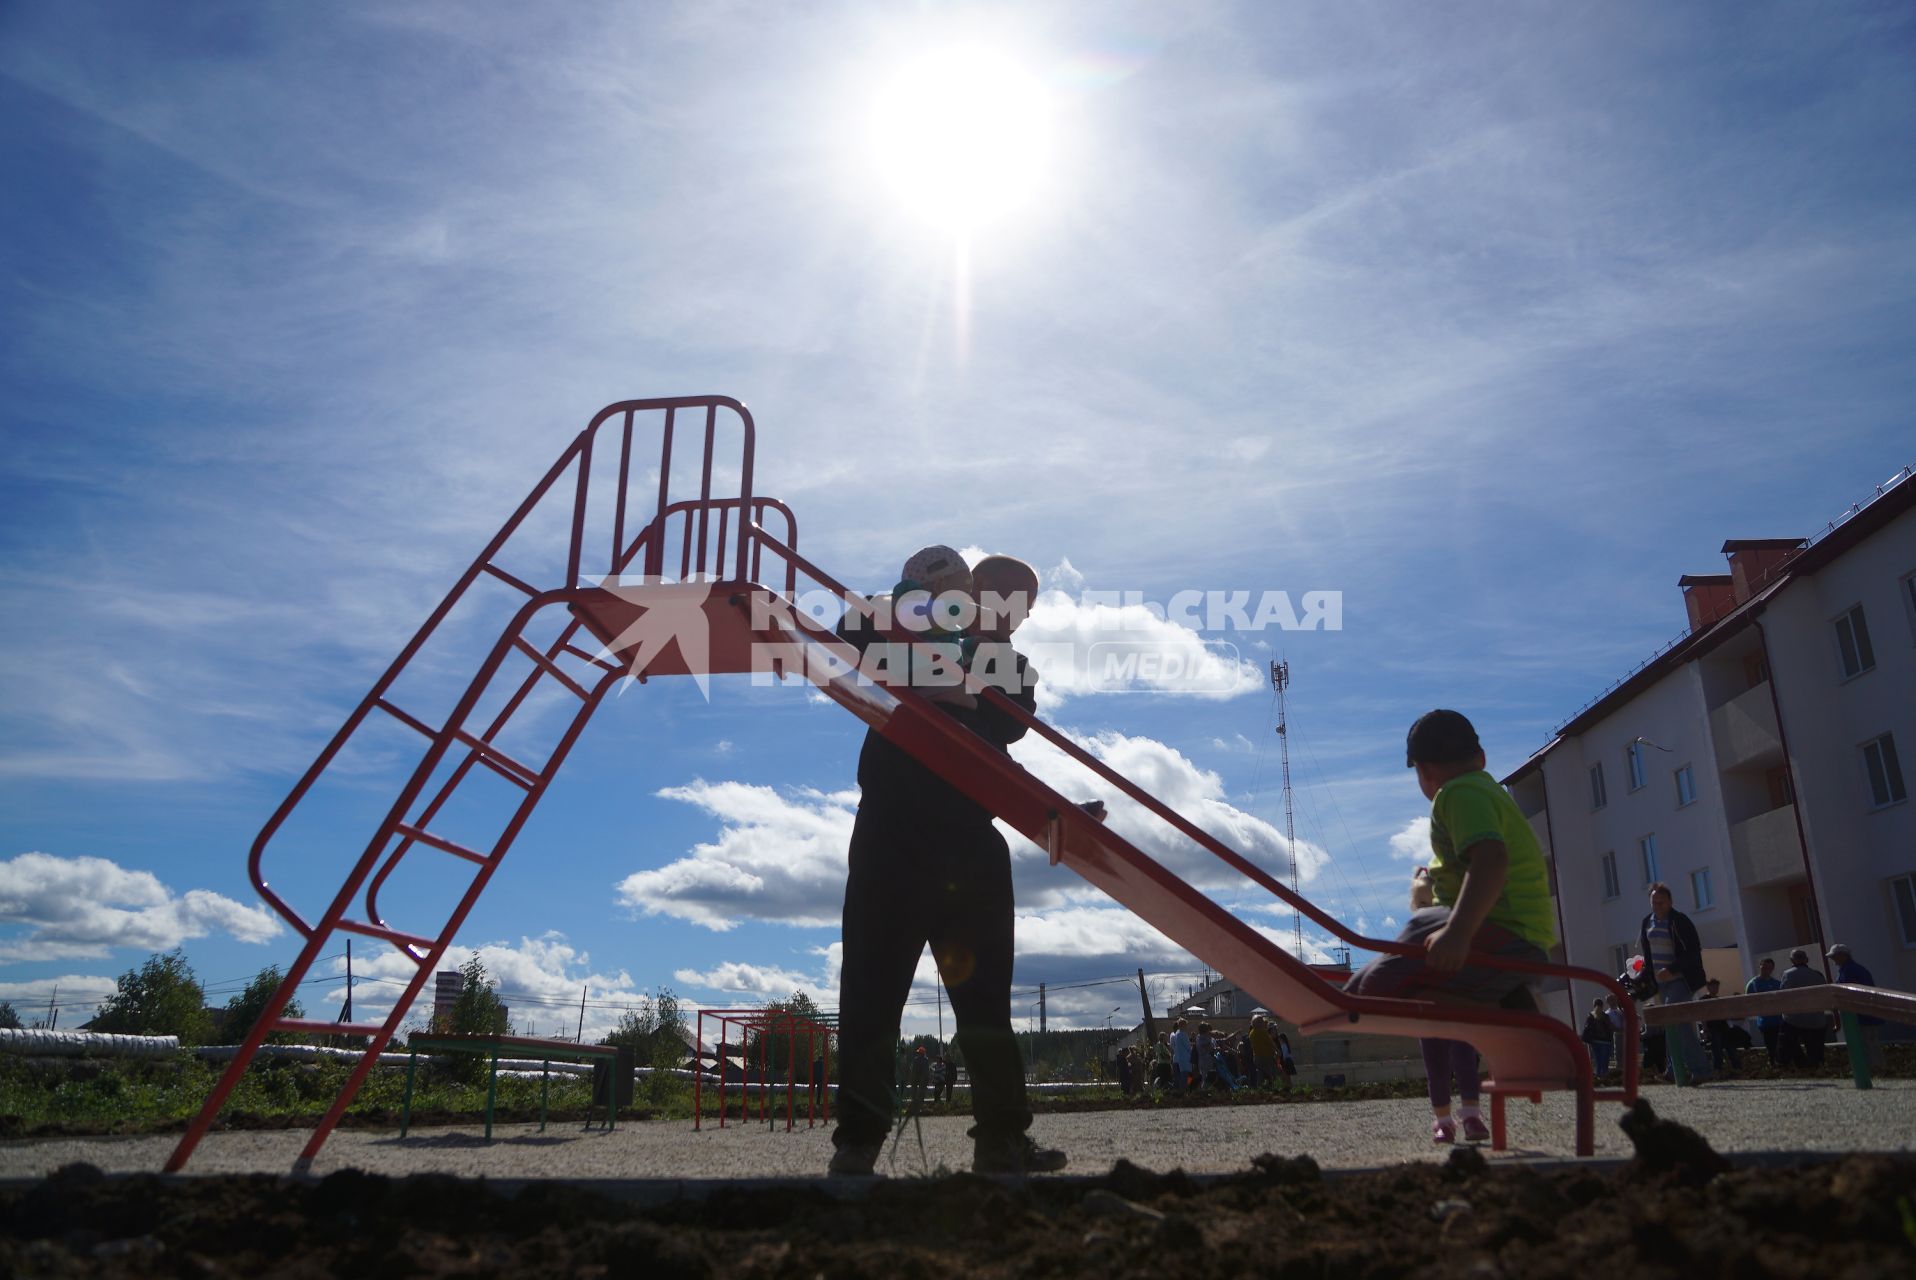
[1113, 1013, 1298, 1095]
[1577, 888, 1886, 1079]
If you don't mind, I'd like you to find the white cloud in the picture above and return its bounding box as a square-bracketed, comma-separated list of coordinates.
[1016, 589, 1263, 708]
[0, 973, 120, 1019]
[1387, 816, 1431, 862]
[671, 961, 822, 1000]
[321, 931, 644, 1042]
[0, 852, 281, 962]
[614, 783, 856, 931]
[1007, 728, 1330, 901]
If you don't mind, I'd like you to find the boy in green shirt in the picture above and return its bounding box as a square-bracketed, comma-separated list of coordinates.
[1347, 709, 1556, 1142]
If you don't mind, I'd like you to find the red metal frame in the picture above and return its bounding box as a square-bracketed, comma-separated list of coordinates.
[692, 1008, 836, 1133]
[166, 394, 1634, 1174]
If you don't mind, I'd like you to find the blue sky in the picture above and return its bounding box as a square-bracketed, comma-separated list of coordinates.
[3, 2, 1913, 1040]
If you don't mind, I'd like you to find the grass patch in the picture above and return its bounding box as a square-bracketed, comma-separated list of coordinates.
[0, 1054, 698, 1137]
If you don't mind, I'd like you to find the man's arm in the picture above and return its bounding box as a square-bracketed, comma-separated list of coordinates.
[1422, 838, 1509, 973]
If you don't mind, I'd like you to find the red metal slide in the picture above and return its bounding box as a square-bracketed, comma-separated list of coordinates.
[165, 397, 1634, 1173]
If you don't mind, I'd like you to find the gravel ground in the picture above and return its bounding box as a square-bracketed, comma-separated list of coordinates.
[3, 1077, 1911, 1184]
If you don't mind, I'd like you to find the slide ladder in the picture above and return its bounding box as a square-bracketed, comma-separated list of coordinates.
[166, 396, 1634, 1172]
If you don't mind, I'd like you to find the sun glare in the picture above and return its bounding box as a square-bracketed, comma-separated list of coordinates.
[868, 45, 1053, 235]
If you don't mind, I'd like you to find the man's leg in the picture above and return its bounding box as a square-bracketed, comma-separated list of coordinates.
[1760, 1024, 1780, 1067]
[832, 811, 928, 1165]
[1656, 980, 1711, 1081]
[927, 824, 1029, 1144]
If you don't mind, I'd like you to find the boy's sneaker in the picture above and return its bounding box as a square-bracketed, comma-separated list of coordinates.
[973, 1134, 1069, 1175]
[1431, 1117, 1457, 1145]
[1460, 1115, 1490, 1143]
[827, 1140, 883, 1177]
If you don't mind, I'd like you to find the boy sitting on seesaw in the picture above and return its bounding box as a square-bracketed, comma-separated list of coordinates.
[1346, 709, 1557, 1144]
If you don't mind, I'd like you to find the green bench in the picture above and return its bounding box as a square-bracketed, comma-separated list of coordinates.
[400, 1033, 622, 1139]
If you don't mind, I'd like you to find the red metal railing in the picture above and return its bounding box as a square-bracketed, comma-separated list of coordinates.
[166, 397, 758, 1172]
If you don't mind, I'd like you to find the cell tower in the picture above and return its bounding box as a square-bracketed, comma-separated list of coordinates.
[1271, 661, 1304, 959]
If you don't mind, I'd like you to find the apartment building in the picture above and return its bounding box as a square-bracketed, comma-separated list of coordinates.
[1505, 468, 1916, 1017]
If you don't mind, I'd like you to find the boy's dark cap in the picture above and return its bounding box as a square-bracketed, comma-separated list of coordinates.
[1406, 709, 1481, 767]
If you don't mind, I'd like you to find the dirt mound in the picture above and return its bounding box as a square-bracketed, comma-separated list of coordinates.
[5, 1131, 1913, 1280]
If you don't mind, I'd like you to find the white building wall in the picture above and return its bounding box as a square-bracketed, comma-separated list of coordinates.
[1521, 491, 1915, 1010]
[1535, 662, 1742, 1015]
[1761, 505, 1916, 991]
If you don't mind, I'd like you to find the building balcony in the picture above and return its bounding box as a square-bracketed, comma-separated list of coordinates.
[1527, 809, 1551, 854]
[1711, 681, 1781, 774]
[1730, 803, 1800, 889]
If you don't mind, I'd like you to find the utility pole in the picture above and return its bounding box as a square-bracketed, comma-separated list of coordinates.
[936, 975, 945, 1048]
[1272, 660, 1304, 960]
[1038, 983, 1046, 1034]
[46, 984, 57, 1031]
[1137, 968, 1157, 1047]
[576, 987, 587, 1043]
[342, 941, 353, 1023]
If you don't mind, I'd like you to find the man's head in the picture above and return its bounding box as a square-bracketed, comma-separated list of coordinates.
[1405, 709, 1486, 799]
[1789, 948, 1810, 967]
[1706, 978, 1720, 994]
[1648, 882, 1673, 917]
[1825, 943, 1850, 963]
[970, 554, 1039, 642]
[1759, 957, 1775, 975]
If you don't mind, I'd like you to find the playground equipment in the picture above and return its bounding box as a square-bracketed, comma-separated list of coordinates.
[165, 395, 1636, 1172]
[693, 1007, 836, 1132]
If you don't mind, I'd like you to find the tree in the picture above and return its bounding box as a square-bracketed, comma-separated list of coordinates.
[92, 949, 215, 1044]
[744, 989, 828, 1077]
[220, 966, 303, 1044]
[443, 955, 511, 1037]
[601, 986, 691, 1106]
[0, 1001, 20, 1030]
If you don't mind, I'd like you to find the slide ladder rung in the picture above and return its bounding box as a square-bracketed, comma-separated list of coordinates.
[375, 699, 437, 739]
[394, 821, 493, 866]
[511, 636, 591, 701]
[448, 729, 542, 789]
[335, 916, 438, 951]
[275, 1018, 388, 1038]
[560, 642, 621, 674]
[481, 561, 541, 597]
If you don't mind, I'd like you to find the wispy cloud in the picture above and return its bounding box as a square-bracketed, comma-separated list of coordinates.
[0, 852, 280, 962]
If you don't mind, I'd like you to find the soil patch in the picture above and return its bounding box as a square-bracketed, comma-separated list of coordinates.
[4, 1103, 1912, 1278]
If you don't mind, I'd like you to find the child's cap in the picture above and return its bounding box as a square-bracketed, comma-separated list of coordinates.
[900, 544, 971, 596]
[1405, 709, 1481, 767]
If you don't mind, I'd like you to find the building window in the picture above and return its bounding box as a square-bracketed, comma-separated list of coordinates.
[1862, 733, 1907, 808]
[1626, 741, 1647, 791]
[1600, 851, 1620, 900]
[1835, 604, 1875, 679]
[1690, 867, 1714, 910]
[1639, 834, 1660, 885]
[1590, 763, 1607, 810]
[1674, 764, 1696, 808]
[1904, 572, 1916, 642]
[1892, 874, 1916, 946]
[1611, 943, 1630, 975]
[1742, 650, 1769, 688]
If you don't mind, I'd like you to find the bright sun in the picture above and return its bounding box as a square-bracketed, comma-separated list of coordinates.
[868, 45, 1053, 235]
